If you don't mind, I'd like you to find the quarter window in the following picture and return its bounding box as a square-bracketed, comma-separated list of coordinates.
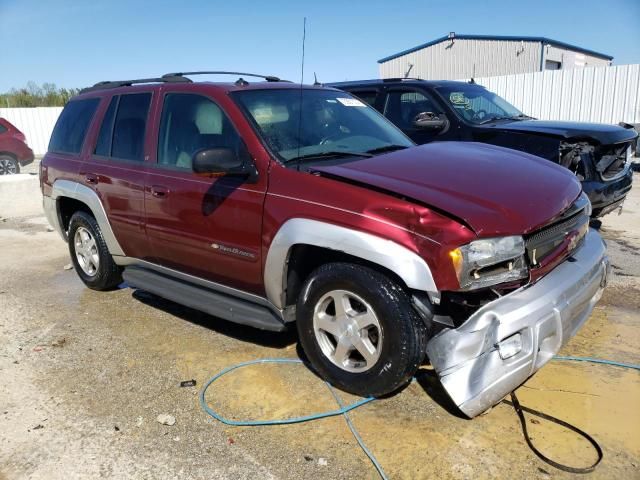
[157, 93, 243, 169]
[94, 96, 118, 157]
[49, 98, 100, 154]
[0, 123, 7, 134]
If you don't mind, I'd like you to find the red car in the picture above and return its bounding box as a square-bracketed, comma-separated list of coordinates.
[41, 72, 609, 417]
[0, 118, 35, 174]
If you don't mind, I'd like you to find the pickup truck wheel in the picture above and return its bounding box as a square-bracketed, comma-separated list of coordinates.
[0, 155, 19, 175]
[297, 262, 428, 397]
[68, 211, 122, 291]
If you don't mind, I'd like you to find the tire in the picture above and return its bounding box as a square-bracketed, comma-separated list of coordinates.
[0, 155, 19, 175]
[67, 211, 122, 291]
[296, 262, 428, 397]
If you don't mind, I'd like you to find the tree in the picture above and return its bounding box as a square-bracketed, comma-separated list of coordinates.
[0, 82, 81, 107]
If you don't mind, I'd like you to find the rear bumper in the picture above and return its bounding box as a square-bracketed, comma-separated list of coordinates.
[19, 148, 35, 166]
[426, 229, 608, 418]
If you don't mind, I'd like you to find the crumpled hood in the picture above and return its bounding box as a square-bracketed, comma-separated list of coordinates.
[490, 120, 638, 145]
[313, 142, 582, 236]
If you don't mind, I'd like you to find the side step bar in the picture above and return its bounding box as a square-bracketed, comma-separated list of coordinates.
[123, 266, 287, 332]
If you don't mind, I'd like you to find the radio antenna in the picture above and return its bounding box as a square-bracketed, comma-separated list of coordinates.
[296, 17, 307, 171]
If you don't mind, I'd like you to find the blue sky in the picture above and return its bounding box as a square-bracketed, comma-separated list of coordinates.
[1, 0, 639, 91]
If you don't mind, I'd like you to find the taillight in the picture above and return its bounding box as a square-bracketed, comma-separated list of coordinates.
[13, 132, 26, 142]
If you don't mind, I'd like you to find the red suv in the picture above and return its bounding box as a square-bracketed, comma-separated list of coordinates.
[41, 72, 609, 417]
[0, 118, 35, 174]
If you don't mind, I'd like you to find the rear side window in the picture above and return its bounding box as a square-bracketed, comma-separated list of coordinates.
[93, 93, 151, 161]
[49, 98, 100, 154]
[0, 123, 7, 134]
[349, 90, 379, 107]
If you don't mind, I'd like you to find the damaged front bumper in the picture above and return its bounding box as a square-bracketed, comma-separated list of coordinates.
[426, 229, 609, 418]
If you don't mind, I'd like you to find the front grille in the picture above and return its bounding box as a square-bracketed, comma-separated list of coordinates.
[524, 199, 589, 266]
[595, 142, 631, 180]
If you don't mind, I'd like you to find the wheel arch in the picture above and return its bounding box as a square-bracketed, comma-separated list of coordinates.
[48, 179, 125, 256]
[0, 151, 18, 160]
[264, 218, 437, 309]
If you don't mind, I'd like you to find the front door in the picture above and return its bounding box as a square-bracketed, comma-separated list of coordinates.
[144, 91, 267, 294]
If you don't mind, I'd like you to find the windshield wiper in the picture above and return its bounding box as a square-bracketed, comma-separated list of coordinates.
[477, 115, 511, 125]
[365, 144, 409, 155]
[284, 151, 373, 164]
[509, 114, 534, 120]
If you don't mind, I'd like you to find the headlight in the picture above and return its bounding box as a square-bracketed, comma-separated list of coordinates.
[450, 235, 528, 290]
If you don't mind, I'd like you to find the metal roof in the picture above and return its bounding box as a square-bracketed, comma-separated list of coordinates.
[377, 34, 614, 63]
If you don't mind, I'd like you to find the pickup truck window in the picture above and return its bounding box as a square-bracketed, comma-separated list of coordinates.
[233, 89, 412, 164]
[49, 98, 100, 154]
[157, 93, 242, 170]
[435, 85, 524, 124]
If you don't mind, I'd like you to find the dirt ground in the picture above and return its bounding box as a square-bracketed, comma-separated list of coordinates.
[0, 172, 639, 479]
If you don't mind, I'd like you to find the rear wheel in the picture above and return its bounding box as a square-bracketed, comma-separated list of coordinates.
[68, 211, 122, 290]
[296, 262, 428, 397]
[0, 155, 19, 175]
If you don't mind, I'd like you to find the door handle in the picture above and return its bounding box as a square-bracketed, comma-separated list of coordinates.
[150, 185, 169, 198]
[85, 173, 98, 185]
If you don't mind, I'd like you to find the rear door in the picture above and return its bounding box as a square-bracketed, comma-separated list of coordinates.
[81, 91, 152, 259]
[143, 89, 267, 294]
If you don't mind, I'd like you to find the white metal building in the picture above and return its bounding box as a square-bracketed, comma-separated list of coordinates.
[378, 34, 613, 80]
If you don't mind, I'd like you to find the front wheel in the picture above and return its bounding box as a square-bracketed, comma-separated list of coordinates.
[296, 262, 428, 397]
[67, 211, 122, 290]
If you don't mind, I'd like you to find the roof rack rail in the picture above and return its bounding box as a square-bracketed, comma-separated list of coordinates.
[80, 75, 191, 93]
[162, 71, 286, 82]
[382, 77, 423, 82]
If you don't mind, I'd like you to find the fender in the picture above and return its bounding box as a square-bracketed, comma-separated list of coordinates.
[264, 218, 437, 309]
[46, 179, 125, 256]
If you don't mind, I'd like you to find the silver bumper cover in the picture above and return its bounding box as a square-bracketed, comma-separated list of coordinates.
[426, 229, 609, 418]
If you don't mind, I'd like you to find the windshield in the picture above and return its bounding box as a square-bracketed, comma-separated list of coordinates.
[435, 85, 526, 124]
[233, 88, 413, 164]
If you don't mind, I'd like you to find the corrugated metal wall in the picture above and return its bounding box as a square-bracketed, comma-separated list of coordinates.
[472, 63, 640, 124]
[0, 107, 63, 155]
[380, 39, 542, 80]
[543, 44, 610, 69]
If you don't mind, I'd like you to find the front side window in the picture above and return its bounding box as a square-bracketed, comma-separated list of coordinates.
[435, 85, 525, 124]
[233, 89, 412, 165]
[157, 93, 243, 170]
[383, 90, 441, 130]
[49, 98, 100, 154]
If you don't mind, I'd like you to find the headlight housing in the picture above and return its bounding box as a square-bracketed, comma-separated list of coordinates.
[450, 236, 528, 290]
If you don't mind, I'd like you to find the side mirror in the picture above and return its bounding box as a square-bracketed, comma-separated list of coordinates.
[413, 112, 447, 130]
[192, 146, 257, 181]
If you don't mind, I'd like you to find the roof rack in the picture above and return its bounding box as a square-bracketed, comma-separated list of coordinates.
[80, 75, 191, 93]
[382, 77, 423, 82]
[162, 71, 285, 82]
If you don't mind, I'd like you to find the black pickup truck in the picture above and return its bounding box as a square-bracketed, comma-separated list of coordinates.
[330, 79, 637, 217]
